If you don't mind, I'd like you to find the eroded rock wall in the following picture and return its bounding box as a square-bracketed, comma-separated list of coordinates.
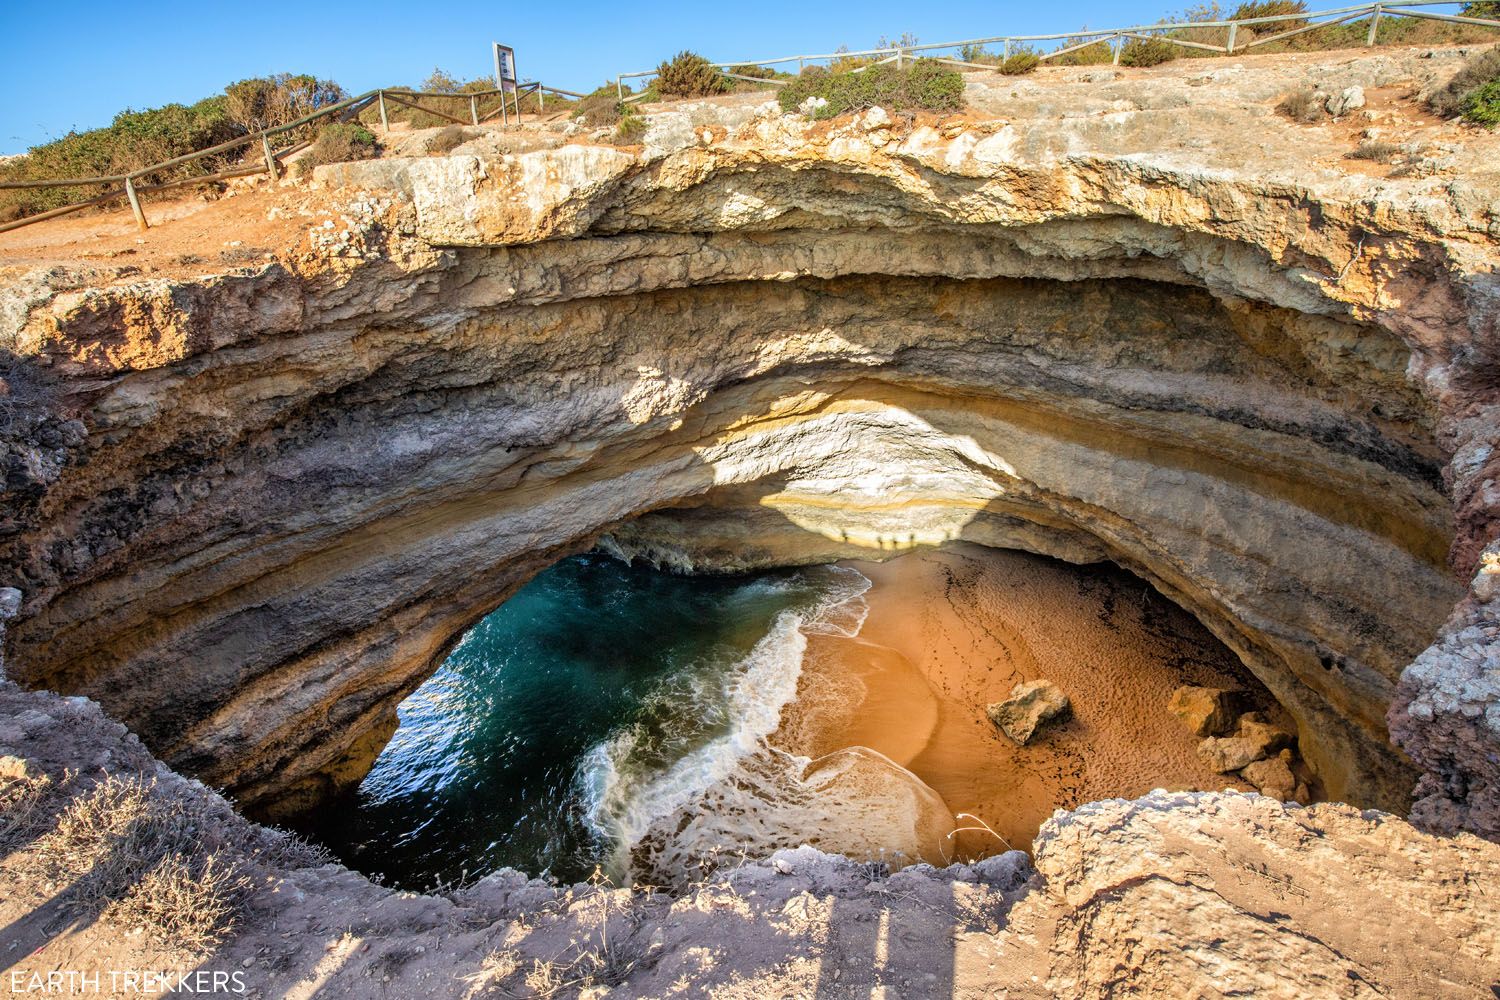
[0, 48, 1496, 827]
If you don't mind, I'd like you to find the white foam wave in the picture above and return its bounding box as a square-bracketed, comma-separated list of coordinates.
[577, 565, 872, 877]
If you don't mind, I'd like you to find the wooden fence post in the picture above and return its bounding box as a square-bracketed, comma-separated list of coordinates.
[378, 92, 389, 131]
[261, 134, 279, 181]
[1003, 39, 1011, 59]
[470, 94, 480, 125]
[1226, 22, 1238, 52]
[1112, 34, 1123, 64]
[124, 175, 148, 231]
[1366, 3, 1382, 44]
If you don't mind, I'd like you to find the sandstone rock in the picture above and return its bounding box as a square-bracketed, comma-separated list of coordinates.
[1168, 685, 1241, 736]
[988, 680, 1072, 744]
[1198, 714, 1295, 773]
[1327, 85, 1366, 116]
[1242, 751, 1298, 800]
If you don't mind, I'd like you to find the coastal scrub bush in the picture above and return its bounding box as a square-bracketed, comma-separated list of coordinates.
[1461, 2, 1500, 17]
[613, 111, 648, 144]
[655, 51, 731, 97]
[573, 85, 626, 127]
[1120, 36, 1179, 67]
[1050, 32, 1115, 65]
[1463, 79, 1500, 126]
[1428, 44, 1500, 117]
[296, 123, 378, 176]
[777, 60, 964, 120]
[999, 49, 1041, 75]
[1231, 1, 1309, 30]
[0, 96, 239, 217]
[224, 73, 346, 134]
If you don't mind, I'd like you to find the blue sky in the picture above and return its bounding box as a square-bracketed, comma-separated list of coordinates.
[0, 0, 1454, 154]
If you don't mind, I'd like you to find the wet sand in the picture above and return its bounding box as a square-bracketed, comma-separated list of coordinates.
[772, 543, 1260, 861]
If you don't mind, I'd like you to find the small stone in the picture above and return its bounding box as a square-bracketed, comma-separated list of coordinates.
[1168, 685, 1241, 737]
[987, 679, 1071, 745]
[1326, 86, 1365, 117]
[1241, 754, 1298, 800]
[1198, 713, 1294, 773]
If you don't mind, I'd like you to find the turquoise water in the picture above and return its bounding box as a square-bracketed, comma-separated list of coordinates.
[296, 553, 864, 891]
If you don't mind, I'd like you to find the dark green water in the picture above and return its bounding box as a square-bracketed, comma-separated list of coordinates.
[295, 553, 866, 891]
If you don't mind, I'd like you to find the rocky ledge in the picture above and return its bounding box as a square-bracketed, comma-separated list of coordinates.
[2, 681, 1496, 998]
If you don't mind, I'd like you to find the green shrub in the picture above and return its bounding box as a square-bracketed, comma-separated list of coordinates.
[1120, 36, 1178, 67]
[420, 67, 464, 94]
[728, 64, 777, 79]
[1050, 34, 1116, 65]
[612, 111, 647, 144]
[295, 123, 377, 176]
[999, 50, 1041, 75]
[655, 51, 731, 98]
[1463, 79, 1500, 126]
[1428, 44, 1500, 117]
[958, 44, 998, 65]
[1232, 0, 1309, 29]
[0, 96, 240, 217]
[1461, 2, 1500, 16]
[777, 59, 964, 120]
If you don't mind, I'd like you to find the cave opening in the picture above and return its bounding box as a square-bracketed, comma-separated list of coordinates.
[289, 542, 1289, 893]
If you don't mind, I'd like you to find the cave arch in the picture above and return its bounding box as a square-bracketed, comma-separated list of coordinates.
[0, 264, 1460, 821]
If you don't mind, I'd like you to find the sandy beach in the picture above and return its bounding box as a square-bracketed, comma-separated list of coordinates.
[773, 543, 1263, 860]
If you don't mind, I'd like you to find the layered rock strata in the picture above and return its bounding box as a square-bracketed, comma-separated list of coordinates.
[0, 48, 1495, 833]
[2, 683, 1496, 999]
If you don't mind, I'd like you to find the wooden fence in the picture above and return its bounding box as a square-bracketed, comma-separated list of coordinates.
[615, 0, 1500, 97]
[0, 82, 584, 235]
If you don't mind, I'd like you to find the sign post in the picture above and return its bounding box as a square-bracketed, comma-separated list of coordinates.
[494, 42, 518, 124]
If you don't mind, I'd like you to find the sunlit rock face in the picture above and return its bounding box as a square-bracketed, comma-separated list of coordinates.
[1, 49, 1496, 828]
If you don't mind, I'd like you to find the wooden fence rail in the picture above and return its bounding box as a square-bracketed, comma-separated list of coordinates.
[614, 0, 1500, 95]
[0, 80, 571, 236]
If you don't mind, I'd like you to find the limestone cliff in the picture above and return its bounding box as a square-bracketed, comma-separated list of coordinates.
[0, 46, 1496, 840]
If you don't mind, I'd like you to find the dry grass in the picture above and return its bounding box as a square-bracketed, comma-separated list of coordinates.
[1276, 87, 1329, 122]
[427, 125, 474, 155]
[28, 774, 252, 953]
[0, 756, 55, 849]
[1347, 139, 1400, 162]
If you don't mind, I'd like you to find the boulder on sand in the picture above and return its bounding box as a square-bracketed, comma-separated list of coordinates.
[1168, 685, 1242, 737]
[987, 679, 1071, 745]
[1198, 713, 1295, 773]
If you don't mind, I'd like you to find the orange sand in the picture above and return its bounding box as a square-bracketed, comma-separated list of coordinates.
[771, 543, 1259, 860]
